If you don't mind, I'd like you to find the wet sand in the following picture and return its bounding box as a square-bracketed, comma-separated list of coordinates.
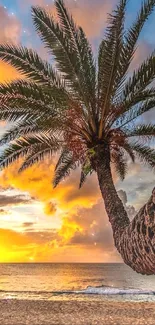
[0, 300, 155, 325]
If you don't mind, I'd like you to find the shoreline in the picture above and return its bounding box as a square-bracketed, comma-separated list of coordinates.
[0, 299, 155, 325]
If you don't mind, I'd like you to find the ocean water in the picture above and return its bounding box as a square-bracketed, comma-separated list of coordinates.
[0, 263, 155, 302]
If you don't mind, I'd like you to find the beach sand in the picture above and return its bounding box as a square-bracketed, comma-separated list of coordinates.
[0, 300, 155, 325]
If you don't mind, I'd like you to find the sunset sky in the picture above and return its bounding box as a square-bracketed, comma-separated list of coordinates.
[0, 0, 155, 263]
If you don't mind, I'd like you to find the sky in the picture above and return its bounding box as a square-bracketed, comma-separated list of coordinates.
[0, 0, 155, 263]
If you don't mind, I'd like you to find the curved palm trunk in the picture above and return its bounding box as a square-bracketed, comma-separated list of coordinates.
[96, 150, 155, 275]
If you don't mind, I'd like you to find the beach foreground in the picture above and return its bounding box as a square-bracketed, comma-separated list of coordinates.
[0, 300, 155, 325]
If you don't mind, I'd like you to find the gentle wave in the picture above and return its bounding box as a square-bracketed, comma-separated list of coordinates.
[75, 286, 155, 295]
[0, 286, 154, 296]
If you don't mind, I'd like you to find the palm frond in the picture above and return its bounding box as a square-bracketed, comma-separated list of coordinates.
[115, 98, 155, 129]
[53, 150, 76, 187]
[79, 159, 93, 188]
[130, 142, 155, 170]
[0, 79, 67, 108]
[0, 115, 60, 146]
[77, 27, 96, 110]
[122, 0, 155, 75]
[109, 88, 155, 129]
[112, 148, 128, 180]
[0, 110, 36, 123]
[19, 145, 57, 172]
[55, 148, 70, 170]
[32, 7, 87, 102]
[120, 140, 135, 162]
[122, 53, 155, 101]
[55, 0, 96, 112]
[0, 132, 60, 169]
[0, 119, 36, 145]
[125, 124, 155, 141]
[0, 80, 67, 124]
[0, 44, 64, 86]
[98, 0, 127, 137]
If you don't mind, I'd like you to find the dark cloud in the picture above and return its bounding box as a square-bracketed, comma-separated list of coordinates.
[64, 172, 100, 203]
[69, 226, 114, 252]
[26, 230, 58, 244]
[59, 200, 117, 254]
[29, 177, 43, 182]
[0, 208, 6, 215]
[0, 186, 13, 192]
[22, 222, 35, 228]
[0, 194, 32, 207]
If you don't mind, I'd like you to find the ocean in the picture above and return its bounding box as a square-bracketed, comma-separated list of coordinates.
[0, 263, 155, 302]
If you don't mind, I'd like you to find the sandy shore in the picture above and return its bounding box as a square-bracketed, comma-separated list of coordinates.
[0, 300, 155, 325]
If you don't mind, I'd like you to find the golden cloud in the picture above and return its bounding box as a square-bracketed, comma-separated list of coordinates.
[0, 161, 100, 214]
[0, 225, 120, 263]
[0, 158, 122, 263]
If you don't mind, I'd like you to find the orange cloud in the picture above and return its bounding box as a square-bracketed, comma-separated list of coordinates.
[0, 157, 123, 263]
[0, 228, 34, 262]
[0, 226, 120, 263]
[44, 201, 57, 215]
[0, 161, 100, 214]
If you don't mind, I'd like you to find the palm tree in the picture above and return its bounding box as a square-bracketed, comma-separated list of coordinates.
[0, 0, 155, 274]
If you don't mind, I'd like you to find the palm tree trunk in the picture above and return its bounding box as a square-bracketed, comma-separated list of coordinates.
[96, 149, 155, 275]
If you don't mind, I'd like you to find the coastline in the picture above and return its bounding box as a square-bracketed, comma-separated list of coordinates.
[0, 299, 155, 325]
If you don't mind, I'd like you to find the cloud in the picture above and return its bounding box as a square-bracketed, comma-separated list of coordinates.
[44, 201, 57, 215]
[0, 161, 121, 262]
[0, 208, 6, 215]
[118, 189, 136, 220]
[0, 6, 21, 44]
[27, 0, 116, 39]
[24, 229, 58, 244]
[118, 163, 154, 210]
[0, 6, 21, 84]
[22, 222, 35, 228]
[58, 199, 119, 253]
[0, 193, 32, 207]
[59, 0, 116, 38]
[0, 223, 120, 263]
[0, 161, 100, 214]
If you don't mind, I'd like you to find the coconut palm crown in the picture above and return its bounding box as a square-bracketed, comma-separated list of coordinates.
[0, 0, 155, 186]
[0, 0, 155, 275]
